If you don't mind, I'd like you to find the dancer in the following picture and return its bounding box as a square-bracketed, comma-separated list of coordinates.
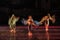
[27, 15, 36, 31]
[8, 14, 19, 33]
[26, 15, 36, 39]
[40, 13, 55, 31]
[21, 16, 34, 38]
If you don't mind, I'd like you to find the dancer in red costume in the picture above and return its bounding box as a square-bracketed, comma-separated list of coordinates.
[26, 16, 36, 38]
[27, 16, 36, 31]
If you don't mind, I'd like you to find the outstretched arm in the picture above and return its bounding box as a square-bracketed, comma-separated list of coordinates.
[49, 15, 55, 23]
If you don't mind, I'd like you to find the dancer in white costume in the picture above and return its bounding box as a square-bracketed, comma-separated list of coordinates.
[40, 13, 55, 31]
[8, 14, 19, 33]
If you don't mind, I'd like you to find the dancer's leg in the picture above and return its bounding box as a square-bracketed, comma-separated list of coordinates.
[45, 24, 49, 32]
[10, 25, 14, 32]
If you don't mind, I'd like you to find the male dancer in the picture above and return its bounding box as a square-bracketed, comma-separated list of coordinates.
[40, 13, 55, 31]
[8, 14, 19, 33]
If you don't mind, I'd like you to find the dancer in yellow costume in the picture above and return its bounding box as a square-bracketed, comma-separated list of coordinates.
[8, 14, 19, 33]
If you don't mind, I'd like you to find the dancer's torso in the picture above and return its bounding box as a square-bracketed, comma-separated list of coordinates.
[43, 16, 49, 25]
[9, 17, 19, 25]
[27, 19, 34, 25]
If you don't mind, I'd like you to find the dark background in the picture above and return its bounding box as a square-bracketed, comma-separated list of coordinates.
[0, 0, 60, 26]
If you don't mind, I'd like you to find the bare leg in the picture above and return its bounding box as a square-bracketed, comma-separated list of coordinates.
[45, 24, 49, 32]
[10, 25, 16, 33]
[10, 25, 14, 32]
[28, 26, 30, 31]
[13, 28, 16, 33]
[13, 25, 16, 33]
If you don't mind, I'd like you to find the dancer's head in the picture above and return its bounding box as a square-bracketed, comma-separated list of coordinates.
[12, 14, 15, 16]
[28, 15, 32, 19]
[48, 13, 50, 16]
[11, 14, 15, 18]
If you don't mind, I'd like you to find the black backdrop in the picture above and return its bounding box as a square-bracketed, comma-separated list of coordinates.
[0, 0, 60, 26]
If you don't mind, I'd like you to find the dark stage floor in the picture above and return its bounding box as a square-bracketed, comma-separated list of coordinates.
[0, 26, 60, 40]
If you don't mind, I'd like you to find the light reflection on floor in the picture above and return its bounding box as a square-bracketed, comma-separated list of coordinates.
[45, 31, 49, 40]
[0, 26, 60, 40]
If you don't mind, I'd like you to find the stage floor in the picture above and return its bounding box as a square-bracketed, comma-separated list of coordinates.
[0, 26, 60, 40]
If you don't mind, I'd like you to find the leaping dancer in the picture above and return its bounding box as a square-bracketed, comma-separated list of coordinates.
[39, 13, 55, 31]
[8, 14, 19, 33]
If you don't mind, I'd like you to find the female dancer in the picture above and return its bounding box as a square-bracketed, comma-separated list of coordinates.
[27, 15, 36, 31]
[26, 15, 36, 38]
[8, 14, 19, 33]
[40, 13, 55, 31]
